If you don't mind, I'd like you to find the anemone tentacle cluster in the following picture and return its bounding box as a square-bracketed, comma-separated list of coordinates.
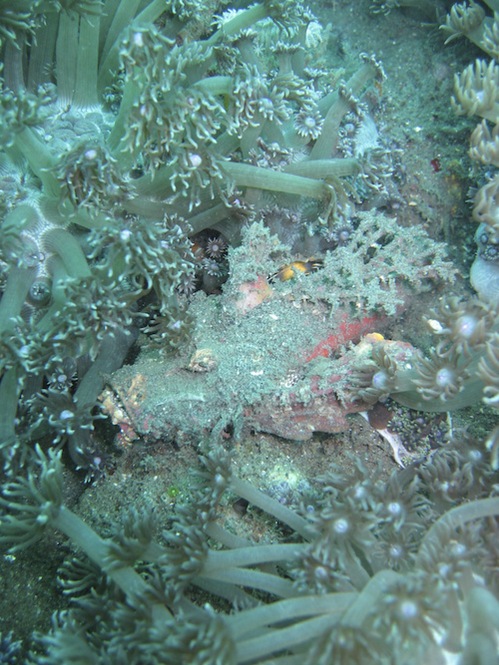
[350, 295, 499, 413]
[0, 0, 389, 473]
[436, 1, 499, 304]
[0, 437, 498, 663]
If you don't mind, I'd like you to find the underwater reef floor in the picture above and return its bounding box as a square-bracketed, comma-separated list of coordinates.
[0, 0, 491, 654]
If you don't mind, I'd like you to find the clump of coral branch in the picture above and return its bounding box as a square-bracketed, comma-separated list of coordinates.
[0, 434, 497, 663]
